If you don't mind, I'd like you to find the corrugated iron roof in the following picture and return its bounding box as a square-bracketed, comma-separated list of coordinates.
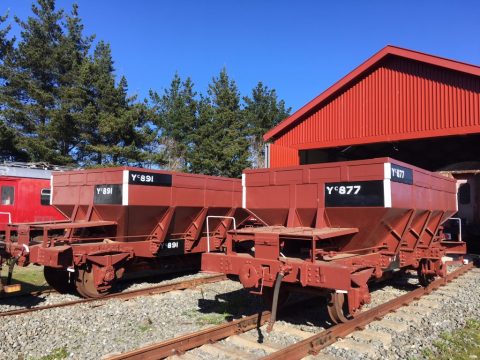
[264, 45, 480, 142]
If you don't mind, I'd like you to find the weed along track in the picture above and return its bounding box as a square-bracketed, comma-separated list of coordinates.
[107, 263, 474, 360]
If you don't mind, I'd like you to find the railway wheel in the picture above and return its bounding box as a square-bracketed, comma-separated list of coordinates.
[417, 259, 435, 287]
[75, 266, 113, 298]
[327, 292, 352, 324]
[43, 267, 74, 294]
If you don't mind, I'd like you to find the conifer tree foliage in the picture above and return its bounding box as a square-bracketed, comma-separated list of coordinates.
[189, 69, 250, 177]
[0, 1, 153, 166]
[149, 73, 197, 171]
[0, 12, 22, 160]
[0, 0, 87, 164]
[243, 82, 291, 168]
[0, 0, 291, 174]
[77, 42, 154, 166]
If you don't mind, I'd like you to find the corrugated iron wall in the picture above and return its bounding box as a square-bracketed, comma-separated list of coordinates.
[269, 143, 299, 168]
[274, 57, 480, 153]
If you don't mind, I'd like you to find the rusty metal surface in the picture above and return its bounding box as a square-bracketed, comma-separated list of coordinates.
[233, 226, 359, 238]
[51, 167, 244, 244]
[0, 274, 226, 318]
[29, 220, 117, 230]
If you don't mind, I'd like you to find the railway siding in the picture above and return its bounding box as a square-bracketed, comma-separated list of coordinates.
[1, 264, 477, 359]
[321, 266, 480, 360]
[0, 274, 261, 359]
[108, 263, 478, 360]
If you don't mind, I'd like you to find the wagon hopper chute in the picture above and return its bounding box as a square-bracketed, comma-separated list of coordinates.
[201, 158, 466, 325]
[3, 167, 249, 297]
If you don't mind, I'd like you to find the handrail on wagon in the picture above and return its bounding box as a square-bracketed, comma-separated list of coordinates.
[0, 212, 11, 224]
[206, 216, 237, 253]
[448, 217, 462, 242]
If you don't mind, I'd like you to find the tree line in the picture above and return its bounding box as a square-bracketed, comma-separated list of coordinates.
[0, 0, 290, 178]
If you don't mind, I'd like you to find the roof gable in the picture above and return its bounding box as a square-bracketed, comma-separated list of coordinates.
[264, 45, 480, 141]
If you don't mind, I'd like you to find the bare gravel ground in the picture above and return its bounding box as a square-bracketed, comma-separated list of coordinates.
[0, 271, 208, 312]
[0, 273, 262, 360]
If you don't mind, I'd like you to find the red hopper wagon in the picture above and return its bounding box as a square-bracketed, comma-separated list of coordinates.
[3, 167, 248, 297]
[201, 158, 466, 325]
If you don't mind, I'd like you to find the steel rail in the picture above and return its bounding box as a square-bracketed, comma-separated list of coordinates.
[109, 263, 473, 360]
[262, 262, 474, 360]
[108, 285, 318, 359]
[0, 273, 226, 318]
[108, 311, 272, 360]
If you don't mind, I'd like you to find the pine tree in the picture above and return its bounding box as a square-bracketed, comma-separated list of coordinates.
[51, 3, 94, 161]
[150, 73, 197, 170]
[0, 0, 94, 164]
[78, 41, 153, 166]
[12, 0, 66, 163]
[0, 12, 23, 160]
[243, 82, 290, 168]
[189, 68, 250, 177]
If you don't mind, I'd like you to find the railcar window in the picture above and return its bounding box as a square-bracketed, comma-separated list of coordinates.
[41, 188, 51, 205]
[459, 184, 470, 205]
[1, 186, 14, 205]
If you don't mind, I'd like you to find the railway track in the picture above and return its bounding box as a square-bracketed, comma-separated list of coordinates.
[0, 273, 226, 318]
[107, 262, 474, 360]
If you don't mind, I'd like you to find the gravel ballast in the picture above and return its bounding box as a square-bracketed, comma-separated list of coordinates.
[0, 273, 261, 359]
[1, 264, 479, 359]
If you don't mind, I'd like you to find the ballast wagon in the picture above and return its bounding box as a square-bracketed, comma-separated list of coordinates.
[201, 158, 466, 325]
[3, 167, 249, 297]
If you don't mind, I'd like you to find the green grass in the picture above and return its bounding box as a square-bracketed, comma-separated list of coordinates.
[422, 319, 480, 360]
[182, 309, 231, 326]
[33, 347, 68, 360]
[195, 313, 229, 325]
[138, 317, 154, 332]
[1, 264, 48, 294]
[138, 324, 153, 332]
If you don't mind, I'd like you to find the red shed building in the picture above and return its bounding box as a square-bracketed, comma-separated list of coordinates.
[264, 45, 480, 249]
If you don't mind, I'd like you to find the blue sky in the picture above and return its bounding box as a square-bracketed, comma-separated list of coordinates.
[2, 1, 480, 112]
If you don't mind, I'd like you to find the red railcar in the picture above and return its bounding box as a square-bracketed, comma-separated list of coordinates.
[0, 163, 66, 233]
[201, 158, 466, 325]
[2, 159, 466, 308]
[3, 167, 249, 297]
